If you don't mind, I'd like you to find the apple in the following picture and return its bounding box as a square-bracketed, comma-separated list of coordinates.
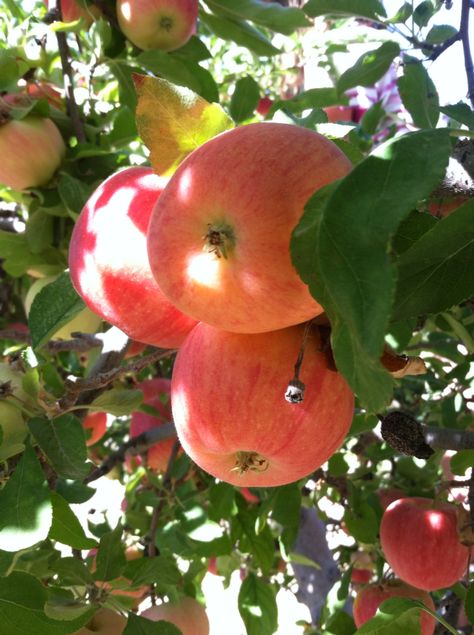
[116, 0, 198, 52]
[0, 361, 37, 461]
[378, 487, 405, 510]
[68, 166, 197, 348]
[83, 411, 107, 446]
[125, 339, 147, 358]
[0, 117, 65, 191]
[72, 608, 127, 634]
[147, 122, 352, 334]
[171, 321, 354, 487]
[380, 497, 469, 591]
[45, 0, 100, 26]
[350, 551, 374, 585]
[130, 377, 177, 471]
[353, 581, 436, 634]
[88, 546, 147, 605]
[26, 82, 64, 110]
[24, 276, 102, 340]
[239, 487, 260, 504]
[256, 96, 273, 117]
[323, 106, 354, 123]
[140, 596, 209, 635]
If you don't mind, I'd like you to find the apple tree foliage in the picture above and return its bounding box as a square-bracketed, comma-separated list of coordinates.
[0, 1, 474, 634]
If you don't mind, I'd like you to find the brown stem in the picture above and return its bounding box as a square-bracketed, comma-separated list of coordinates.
[285, 319, 314, 403]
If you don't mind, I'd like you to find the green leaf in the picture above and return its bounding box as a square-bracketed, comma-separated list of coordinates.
[413, 0, 435, 27]
[57, 173, 92, 216]
[398, 57, 439, 128]
[337, 41, 400, 94]
[124, 613, 182, 635]
[291, 129, 451, 411]
[48, 492, 97, 549]
[425, 24, 458, 46]
[171, 36, 212, 63]
[272, 88, 340, 114]
[124, 556, 181, 587]
[28, 271, 87, 349]
[53, 557, 95, 586]
[138, 51, 218, 103]
[447, 450, 474, 476]
[94, 524, 126, 582]
[386, 3, 412, 24]
[238, 573, 278, 635]
[343, 502, 378, 544]
[465, 582, 474, 626]
[134, 75, 234, 176]
[28, 414, 89, 480]
[199, 11, 279, 57]
[109, 60, 138, 112]
[89, 388, 143, 416]
[0, 572, 92, 635]
[204, 0, 311, 35]
[208, 481, 236, 521]
[304, 0, 386, 20]
[391, 211, 437, 255]
[238, 511, 275, 574]
[393, 200, 474, 321]
[230, 76, 260, 122]
[271, 484, 301, 528]
[0, 442, 52, 552]
[25, 211, 54, 254]
[440, 102, 474, 129]
[0, 51, 21, 91]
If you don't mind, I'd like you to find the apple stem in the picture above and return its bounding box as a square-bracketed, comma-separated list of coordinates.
[284, 319, 315, 404]
[233, 451, 270, 475]
[204, 223, 235, 259]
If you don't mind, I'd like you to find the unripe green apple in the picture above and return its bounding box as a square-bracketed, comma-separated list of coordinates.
[0, 362, 31, 461]
[25, 277, 101, 340]
[0, 117, 65, 191]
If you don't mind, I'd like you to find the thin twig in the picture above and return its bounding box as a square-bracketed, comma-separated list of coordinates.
[0, 329, 105, 352]
[461, 0, 474, 108]
[84, 422, 177, 484]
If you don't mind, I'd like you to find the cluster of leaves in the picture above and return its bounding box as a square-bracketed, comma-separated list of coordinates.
[0, 1, 474, 634]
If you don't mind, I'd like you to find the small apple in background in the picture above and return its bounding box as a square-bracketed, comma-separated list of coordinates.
[130, 378, 176, 472]
[323, 105, 354, 123]
[116, 0, 198, 52]
[140, 596, 210, 635]
[350, 551, 374, 585]
[239, 487, 260, 504]
[256, 96, 273, 117]
[83, 411, 107, 446]
[380, 497, 469, 591]
[125, 339, 147, 358]
[68, 166, 197, 348]
[88, 546, 147, 605]
[26, 81, 64, 109]
[45, 0, 100, 27]
[171, 322, 354, 487]
[353, 581, 436, 635]
[0, 117, 65, 191]
[72, 607, 127, 634]
[24, 276, 101, 340]
[147, 122, 352, 334]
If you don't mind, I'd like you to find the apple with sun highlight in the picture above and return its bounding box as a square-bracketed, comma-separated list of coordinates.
[171, 321, 354, 487]
[68, 166, 197, 348]
[147, 122, 352, 334]
[140, 596, 209, 635]
[353, 581, 436, 634]
[117, 0, 198, 52]
[380, 497, 469, 591]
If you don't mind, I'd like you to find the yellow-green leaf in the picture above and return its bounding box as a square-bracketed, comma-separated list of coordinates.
[134, 74, 234, 176]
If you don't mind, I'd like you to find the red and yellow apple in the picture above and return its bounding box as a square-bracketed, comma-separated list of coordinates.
[130, 377, 176, 471]
[353, 581, 436, 634]
[117, 0, 198, 52]
[24, 276, 101, 340]
[171, 322, 354, 487]
[72, 608, 127, 634]
[0, 117, 65, 191]
[140, 596, 209, 635]
[380, 497, 469, 591]
[68, 166, 197, 348]
[83, 411, 107, 446]
[46, 0, 100, 26]
[147, 122, 352, 334]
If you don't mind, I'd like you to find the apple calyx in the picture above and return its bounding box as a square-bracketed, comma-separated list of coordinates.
[204, 223, 235, 259]
[233, 451, 270, 475]
[160, 15, 173, 32]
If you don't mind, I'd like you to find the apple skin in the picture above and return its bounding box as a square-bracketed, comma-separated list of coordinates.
[0, 117, 65, 191]
[24, 277, 101, 340]
[353, 581, 436, 634]
[68, 166, 197, 348]
[171, 322, 354, 487]
[380, 497, 469, 591]
[130, 377, 176, 471]
[117, 0, 198, 52]
[83, 411, 107, 446]
[324, 106, 354, 123]
[147, 122, 352, 334]
[46, 0, 100, 26]
[256, 96, 273, 117]
[140, 596, 209, 635]
[72, 608, 127, 634]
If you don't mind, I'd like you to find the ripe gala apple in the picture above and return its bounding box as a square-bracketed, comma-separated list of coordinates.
[130, 377, 176, 471]
[147, 122, 352, 334]
[140, 596, 209, 635]
[0, 117, 65, 191]
[380, 497, 469, 591]
[72, 608, 127, 634]
[353, 581, 436, 634]
[68, 166, 197, 348]
[117, 0, 198, 52]
[171, 322, 354, 487]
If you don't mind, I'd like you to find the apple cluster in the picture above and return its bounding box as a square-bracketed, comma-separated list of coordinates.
[69, 121, 356, 488]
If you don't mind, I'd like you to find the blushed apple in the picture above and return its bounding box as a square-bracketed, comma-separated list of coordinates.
[72, 608, 127, 634]
[140, 596, 209, 635]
